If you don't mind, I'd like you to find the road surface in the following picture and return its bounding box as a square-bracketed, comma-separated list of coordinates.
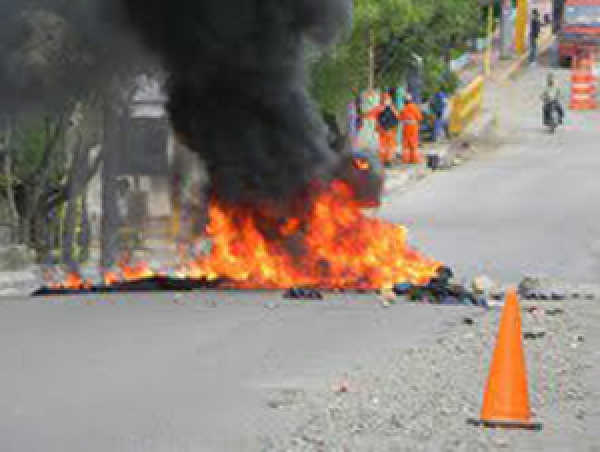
[382, 65, 600, 285]
[377, 62, 600, 450]
[0, 293, 474, 451]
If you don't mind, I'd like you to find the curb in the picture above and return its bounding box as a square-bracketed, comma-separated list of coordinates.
[0, 267, 41, 297]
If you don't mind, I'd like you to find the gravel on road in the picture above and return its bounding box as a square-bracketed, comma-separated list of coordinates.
[263, 298, 598, 452]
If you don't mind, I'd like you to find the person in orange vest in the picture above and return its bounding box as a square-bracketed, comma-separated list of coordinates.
[374, 92, 400, 166]
[399, 93, 424, 164]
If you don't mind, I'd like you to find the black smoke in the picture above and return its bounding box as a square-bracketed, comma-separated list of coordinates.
[120, 0, 353, 208]
[1, 0, 353, 210]
[0, 0, 142, 114]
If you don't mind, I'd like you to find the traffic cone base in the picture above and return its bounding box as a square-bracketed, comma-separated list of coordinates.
[467, 418, 543, 431]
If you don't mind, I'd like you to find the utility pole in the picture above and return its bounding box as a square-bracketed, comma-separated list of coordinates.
[2, 120, 19, 239]
[368, 28, 375, 91]
[499, 0, 514, 59]
[100, 88, 123, 269]
[485, 3, 495, 74]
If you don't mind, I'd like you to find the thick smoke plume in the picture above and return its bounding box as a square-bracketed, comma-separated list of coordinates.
[121, 0, 353, 208]
[1, 0, 352, 210]
[0, 0, 142, 114]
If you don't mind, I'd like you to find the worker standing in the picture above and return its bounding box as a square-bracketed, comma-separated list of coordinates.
[375, 92, 400, 166]
[399, 93, 424, 164]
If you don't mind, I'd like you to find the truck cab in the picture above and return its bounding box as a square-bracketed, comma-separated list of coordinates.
[557, 0, 600, 66]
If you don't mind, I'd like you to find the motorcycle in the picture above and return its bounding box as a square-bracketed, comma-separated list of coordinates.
[543, 99, 561, 134]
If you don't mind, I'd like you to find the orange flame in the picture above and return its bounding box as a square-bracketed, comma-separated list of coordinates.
[180, 180, 440, 289]
[51, 181, 440, 291]
[353, 157, 371, 172]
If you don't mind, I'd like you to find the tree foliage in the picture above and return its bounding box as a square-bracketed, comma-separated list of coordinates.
[310, 0, 485, 115]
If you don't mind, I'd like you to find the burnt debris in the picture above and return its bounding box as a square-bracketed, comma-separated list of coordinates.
[392, 266, 485, 307]
[283, 288, 324, 300]
[31, 276, 226, 296]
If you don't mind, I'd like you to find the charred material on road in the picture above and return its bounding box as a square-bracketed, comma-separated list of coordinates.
[393, 266, 485, 306]
[31, 275, 227, 296]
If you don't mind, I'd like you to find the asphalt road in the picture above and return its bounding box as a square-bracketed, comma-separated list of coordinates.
[382, 65, 600, 285]
[0, 293, 475, 451]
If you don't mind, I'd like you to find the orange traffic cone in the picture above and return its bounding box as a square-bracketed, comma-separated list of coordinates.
[468, 289, 542, 430]
[570, 55, 598, 110]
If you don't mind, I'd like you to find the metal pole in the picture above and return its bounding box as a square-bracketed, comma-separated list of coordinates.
[485, 4, 495, 74]
[368, 28, 375, 91]
[500, 0, 513, 59]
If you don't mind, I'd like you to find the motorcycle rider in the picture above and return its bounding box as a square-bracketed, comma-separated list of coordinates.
[541, 73, 564, 125]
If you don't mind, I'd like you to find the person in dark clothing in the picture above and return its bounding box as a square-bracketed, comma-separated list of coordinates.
[354, 96, 362, 130]
[431, 90, 451, 142]
[541, 72, 564, 125]
[529, 9, 542, 65]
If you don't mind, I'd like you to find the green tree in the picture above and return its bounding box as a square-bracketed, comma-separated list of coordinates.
[310, 0, 484, 117]
[310, 0, 431, 110]
[0, 2, 140, 264]
[0, 106, 103, 263]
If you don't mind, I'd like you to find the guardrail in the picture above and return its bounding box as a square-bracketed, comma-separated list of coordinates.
[449, 75, 484, 136]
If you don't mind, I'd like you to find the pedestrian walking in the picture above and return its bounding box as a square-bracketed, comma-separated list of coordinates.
[399, 93, 424, 164]
[529, 9, 542, 65]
